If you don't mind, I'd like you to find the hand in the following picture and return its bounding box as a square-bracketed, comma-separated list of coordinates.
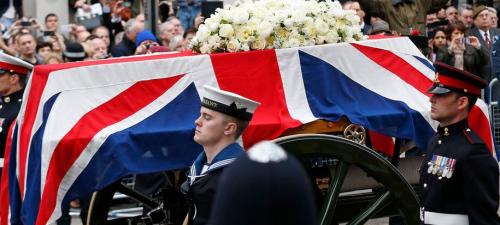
[450, 36, 465, 51]
[467, 36, 480, 49]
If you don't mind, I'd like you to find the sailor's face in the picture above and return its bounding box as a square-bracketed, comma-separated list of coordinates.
[194, 107, 228, 146]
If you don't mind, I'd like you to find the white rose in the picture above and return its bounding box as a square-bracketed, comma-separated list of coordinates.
[219, 24, 235, 38]
[226, 38, 241, 52]
[251, 38, 267, 50]
[233, 8, 249, 24]
[205, 18, 220, 32]
[241, 43, 250, 51]
[257, 20, 273, 38]
[325, 31, 339, 43]
[302, 24, 316, 37]
[288, 38, 300, 48]
[196, 25, 211, 42]
[207, 35, 221, 46]
[200, 44, 211, 54]
[283, 18, 294, 28]
[314, 19, 329, 35]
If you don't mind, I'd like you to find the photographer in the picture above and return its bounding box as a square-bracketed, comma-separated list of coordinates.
[134, 30, 167, 55]
[436, 21, 488, 80]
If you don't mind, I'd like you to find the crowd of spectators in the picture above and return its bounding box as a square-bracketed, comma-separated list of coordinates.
[0, 0, 202, 68]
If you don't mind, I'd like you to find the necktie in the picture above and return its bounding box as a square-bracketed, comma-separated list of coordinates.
[485, 31, 491, 48]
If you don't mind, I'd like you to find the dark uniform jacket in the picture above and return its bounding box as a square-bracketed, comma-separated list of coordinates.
[419, 119, 500, 225]
[0, 89, 23, 158]
[182, 143, 244, 225]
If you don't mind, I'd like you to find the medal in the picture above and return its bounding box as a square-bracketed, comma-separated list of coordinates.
[446, 158, 456, 178]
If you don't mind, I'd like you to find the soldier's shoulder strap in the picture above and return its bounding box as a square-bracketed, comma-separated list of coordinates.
[463, 128, 484, 145]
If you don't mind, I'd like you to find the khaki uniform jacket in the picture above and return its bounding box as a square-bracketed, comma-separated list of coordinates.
[360, 0, 448, 35]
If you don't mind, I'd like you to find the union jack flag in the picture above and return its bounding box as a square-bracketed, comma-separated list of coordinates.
[0, 37, 495, 225]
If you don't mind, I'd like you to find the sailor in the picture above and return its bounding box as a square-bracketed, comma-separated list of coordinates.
[182, 85, 260, 225]
[420, 61, 500, 225]
[0, 52, 33, 176]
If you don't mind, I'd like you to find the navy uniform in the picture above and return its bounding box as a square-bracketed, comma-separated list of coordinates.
[182, 86, 260, 225]
[420, 62, 500, 225]
[0, 53, 32, 174]
[208, 141, 317, 225]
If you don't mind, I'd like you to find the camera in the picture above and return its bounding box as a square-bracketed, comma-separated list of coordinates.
[43, 31, 55, 37]
[20, 21, 32, 27]
[459, 37, 470, 45]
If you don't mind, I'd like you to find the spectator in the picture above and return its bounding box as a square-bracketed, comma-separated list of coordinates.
[182, 28, 197, 49]
[44, 13, 67, 44]
[158, 21, 175, 47]
[0, 0, 22, 30]
[488, 7, 498, 28]
[63, 42, 86, 62]
[167, 16, 185, 37]
[177, 0, 202, 31]
[368, 19, 391, 35]
[446, 6, 458, 23]
[467, 5, 500, 81]
[76, 30, 91, 43]
[427, 28, 447, 62]
[360, 0, 448, 35]
[16, 32, 42, 65]
[436, 8, 447, 20]
[344, 1, 370, 35]
[69, 24, 87, 43]
[47, 35, 65, 56]
[458, 4, 474, 29]
[426, 13, 439, 25]
[134, 30, 167, 55]
[36, 41, 53, 60]
[437, 21, 487, 79]
[43, 52, 64, 64]
[110, 18, 144, 57]
[87, 35, 109, 59]
[92, 26, 111, 50]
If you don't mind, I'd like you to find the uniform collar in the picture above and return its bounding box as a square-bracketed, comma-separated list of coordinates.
[2, 89, 23, 104]
[189, 143, 244, 183]
[437, 119, 468, 137]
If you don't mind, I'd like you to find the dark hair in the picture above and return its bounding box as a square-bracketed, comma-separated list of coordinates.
[445, 21, 466, 40]
[455, 92, 478, 112]
[183, 27, 197, 38]
[36, 41, 53, 52]
[45, 13, 57, 22]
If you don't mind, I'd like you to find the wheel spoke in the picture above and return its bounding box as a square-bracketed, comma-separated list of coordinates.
[347, 190, 392, 225]
[319, 160, 351, 225]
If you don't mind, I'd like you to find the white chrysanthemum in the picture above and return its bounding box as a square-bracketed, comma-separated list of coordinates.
[196, 25, 210, 42]
[315, 19, 329, 35]
[247, 141, 287, 163]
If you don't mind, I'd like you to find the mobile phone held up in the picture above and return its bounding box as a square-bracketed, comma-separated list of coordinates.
[20, 21, 32, 27]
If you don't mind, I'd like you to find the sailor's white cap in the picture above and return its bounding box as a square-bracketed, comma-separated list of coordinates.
[201, 85, 260, 121]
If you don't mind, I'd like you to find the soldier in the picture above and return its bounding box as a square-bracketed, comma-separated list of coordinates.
[182, 85, 260, 225]
[420, 61, 500, 224]
[0, 52, 33, 177]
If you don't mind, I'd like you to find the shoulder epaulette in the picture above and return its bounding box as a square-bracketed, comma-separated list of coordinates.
[463, 128, 484, 145]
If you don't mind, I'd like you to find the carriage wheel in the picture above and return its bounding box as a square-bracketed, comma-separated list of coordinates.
[274, 134, 420, 225]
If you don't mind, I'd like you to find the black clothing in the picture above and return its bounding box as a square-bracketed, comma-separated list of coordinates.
[181, 143, 244, 225]
[0, 89, 23, 158]
[419, 119, 500, 225]
[110, 35, 136, 57]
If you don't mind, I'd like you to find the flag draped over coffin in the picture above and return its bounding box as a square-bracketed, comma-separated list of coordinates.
[0, 37, 495, 225]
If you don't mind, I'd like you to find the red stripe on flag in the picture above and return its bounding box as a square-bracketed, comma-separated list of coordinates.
[0, 120, 17, 225]
[18, 70, 49, 199]
[352, 43, 494, 153]
[469, 107, 494, 152]
[35, 74, 184, 225]
[351, 43, 433, 96]
[210, 50, 302, 148]
[368, 130, 395, 157]
[17, 51, 194, 199]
